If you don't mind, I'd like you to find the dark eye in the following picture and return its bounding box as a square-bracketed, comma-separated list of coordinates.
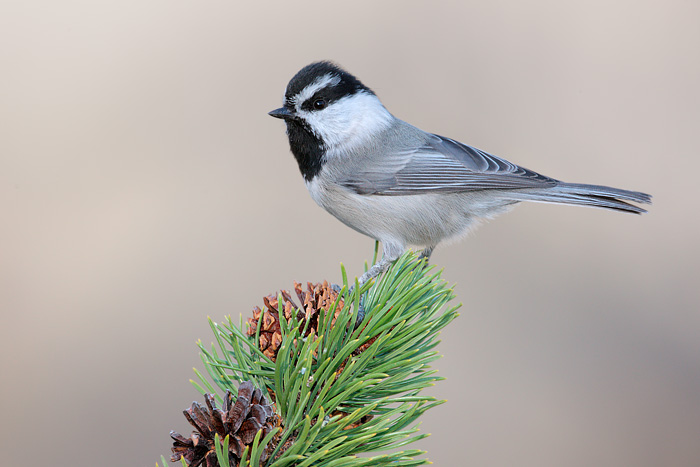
[313, 99, 326, 110]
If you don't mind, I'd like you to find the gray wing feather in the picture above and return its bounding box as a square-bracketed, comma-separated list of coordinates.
[342, 133, 557, 195]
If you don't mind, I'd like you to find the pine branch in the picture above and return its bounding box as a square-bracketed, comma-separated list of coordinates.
[161, 251, 460, 467]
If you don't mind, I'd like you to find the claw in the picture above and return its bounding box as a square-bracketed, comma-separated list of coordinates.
[354, 297, 365, 330]
[418, 246, 434, 263]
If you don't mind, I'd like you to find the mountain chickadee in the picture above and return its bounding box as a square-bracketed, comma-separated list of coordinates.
[269, 61, 651, 286]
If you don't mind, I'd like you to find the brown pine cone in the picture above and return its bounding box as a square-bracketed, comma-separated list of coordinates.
[246, 281, 345, 361]
[170, 381, 282, 467]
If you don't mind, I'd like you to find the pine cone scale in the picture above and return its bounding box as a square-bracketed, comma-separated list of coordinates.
[183, 407, 210, 440]
[227, 382, 253, 433]
[239, 418, 262, 444]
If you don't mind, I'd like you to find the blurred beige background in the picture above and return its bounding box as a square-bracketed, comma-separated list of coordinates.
[1, 1, 698, 466]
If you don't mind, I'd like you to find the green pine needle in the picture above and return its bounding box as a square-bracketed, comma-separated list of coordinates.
[175, 250, 459, 466]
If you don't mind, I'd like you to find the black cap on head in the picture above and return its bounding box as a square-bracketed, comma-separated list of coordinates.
[284, 61, 373, 105]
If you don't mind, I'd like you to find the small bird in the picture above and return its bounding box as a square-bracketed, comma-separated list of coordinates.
[269, 61, 651, 286]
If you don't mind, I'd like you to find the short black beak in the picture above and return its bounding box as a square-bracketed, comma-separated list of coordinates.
[268, 107, 294, 120]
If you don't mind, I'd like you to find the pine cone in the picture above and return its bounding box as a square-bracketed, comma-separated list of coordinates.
[171, 381, 281, 467]
[246, 281, 345, 361]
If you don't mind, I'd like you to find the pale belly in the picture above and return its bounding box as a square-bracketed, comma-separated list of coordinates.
[306, 176, 516, 249]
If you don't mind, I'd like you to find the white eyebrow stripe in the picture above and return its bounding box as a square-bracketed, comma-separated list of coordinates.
[292, 73, 341, 107]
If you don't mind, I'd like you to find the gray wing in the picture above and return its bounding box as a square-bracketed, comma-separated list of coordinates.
[341, 133, 557, 195]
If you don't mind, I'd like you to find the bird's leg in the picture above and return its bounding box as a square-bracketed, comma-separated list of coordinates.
[345, 254, 392, 303]
[358, 242, 403, 287]
[347, 244, 403, 328]
[357, 255, 393, 288]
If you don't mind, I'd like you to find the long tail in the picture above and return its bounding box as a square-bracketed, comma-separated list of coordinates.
[508, 182, 652, 214]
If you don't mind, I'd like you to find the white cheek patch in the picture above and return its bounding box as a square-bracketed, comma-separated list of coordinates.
[303, 92, 393, 153]
[291, 73, 341, 110]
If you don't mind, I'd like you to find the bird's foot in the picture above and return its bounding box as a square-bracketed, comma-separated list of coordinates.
[418, 246, 434, 264]
[354, 298, 366, 330]
[330, 283, 365, 329]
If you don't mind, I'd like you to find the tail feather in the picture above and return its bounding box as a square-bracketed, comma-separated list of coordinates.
[508, 182, 652, 214]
